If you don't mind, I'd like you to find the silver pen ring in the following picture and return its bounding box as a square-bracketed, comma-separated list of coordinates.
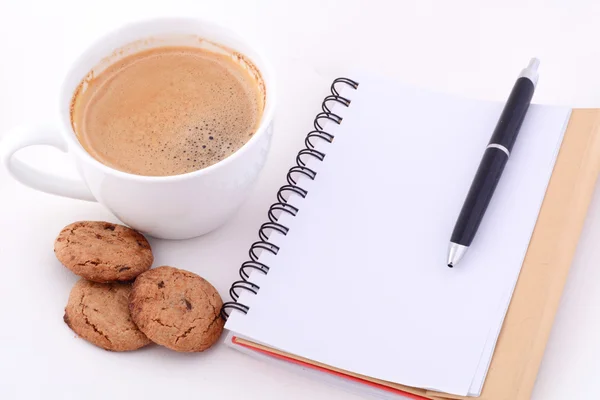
[486, 143, 510, 157]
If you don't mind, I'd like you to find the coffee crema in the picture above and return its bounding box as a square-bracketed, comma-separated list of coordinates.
[71, 46, 264, 176]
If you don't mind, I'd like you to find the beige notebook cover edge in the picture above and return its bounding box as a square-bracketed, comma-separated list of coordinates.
[232, 108, 600, 400]
[428, 108, 600, 398]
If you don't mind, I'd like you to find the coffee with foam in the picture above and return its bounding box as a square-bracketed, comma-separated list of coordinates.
[71, 46, 264, 176]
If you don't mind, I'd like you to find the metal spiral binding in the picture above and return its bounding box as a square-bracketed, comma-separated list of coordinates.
[220, 77, 359, 320]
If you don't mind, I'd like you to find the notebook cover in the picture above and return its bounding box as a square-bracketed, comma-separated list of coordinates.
[230, 108, 600, 400]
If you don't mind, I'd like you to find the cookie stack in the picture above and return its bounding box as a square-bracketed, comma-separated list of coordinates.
[55, 221, 224, 352]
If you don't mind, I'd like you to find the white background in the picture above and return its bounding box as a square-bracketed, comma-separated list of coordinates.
[1, 0, 600, 399]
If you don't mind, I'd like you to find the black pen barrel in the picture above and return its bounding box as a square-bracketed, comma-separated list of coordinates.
[450, 77, 534, 247]
[450, 149, 508, 246]
[447, 58, 539, 267]
[489, 77, 535, 153]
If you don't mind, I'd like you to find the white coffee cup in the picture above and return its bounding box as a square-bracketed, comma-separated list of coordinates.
[0, 18, 275, 240]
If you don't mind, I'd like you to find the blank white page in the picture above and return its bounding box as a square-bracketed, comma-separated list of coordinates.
[226, 73, 570, 396]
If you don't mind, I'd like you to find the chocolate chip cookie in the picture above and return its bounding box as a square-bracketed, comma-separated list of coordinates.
[64, 279, 152, 351]
[129, 266, 224, 352]
[54, 221, 153, 282]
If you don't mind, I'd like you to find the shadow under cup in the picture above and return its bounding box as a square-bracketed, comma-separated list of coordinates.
[59, 19, 276, 239]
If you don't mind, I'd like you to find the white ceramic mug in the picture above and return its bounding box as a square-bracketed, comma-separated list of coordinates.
[0, 18, 275, 240]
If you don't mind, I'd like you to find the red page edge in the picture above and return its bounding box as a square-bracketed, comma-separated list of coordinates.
[231, 336, 430, 400]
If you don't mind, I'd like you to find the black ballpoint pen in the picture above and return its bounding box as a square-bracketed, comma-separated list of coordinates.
[447, 58, 539, 268]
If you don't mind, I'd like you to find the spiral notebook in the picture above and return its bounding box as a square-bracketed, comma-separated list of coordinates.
[221, 73, 600, 399]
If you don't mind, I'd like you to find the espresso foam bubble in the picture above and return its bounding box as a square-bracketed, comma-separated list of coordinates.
[71, 46, 264, 176]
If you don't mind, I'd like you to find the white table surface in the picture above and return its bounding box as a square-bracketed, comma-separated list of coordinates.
[1, 1, 600, 399]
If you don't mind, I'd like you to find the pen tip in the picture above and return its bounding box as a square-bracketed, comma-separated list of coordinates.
[447, 243, 467, 268]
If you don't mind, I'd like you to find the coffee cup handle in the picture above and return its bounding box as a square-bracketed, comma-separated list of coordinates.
[0, 125, 96, 202]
